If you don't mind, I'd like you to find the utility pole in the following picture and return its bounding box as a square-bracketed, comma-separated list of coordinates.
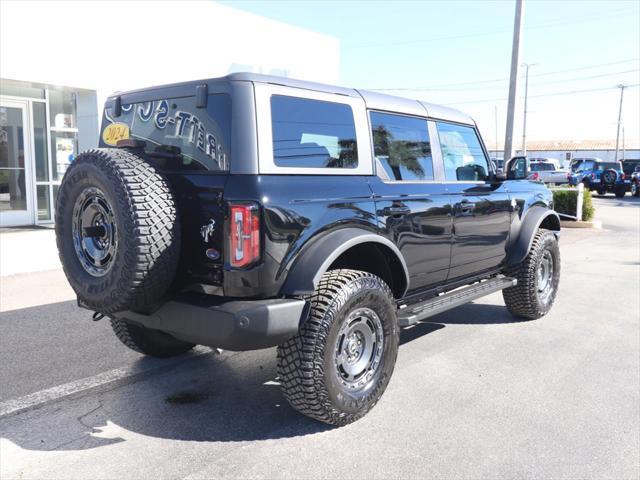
[495, 105, 499, 156]
[521, 63, 536, 155]
[614, 84, 625, 162]
[503, 0, 525, 160]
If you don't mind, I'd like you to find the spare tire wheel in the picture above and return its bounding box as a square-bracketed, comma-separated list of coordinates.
[55, 148, 180, 314]
[602, 169, 617, 185]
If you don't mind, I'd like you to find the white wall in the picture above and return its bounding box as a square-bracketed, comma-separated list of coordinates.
[1, 0, 340, 119]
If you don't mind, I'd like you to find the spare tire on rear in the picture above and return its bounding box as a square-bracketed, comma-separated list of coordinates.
[55, 148, 180, 314]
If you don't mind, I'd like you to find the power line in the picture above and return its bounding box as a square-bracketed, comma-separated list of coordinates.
[417, 68, 640, 93]
[445, 83, 640, 106]
[367, 58, 640, 91]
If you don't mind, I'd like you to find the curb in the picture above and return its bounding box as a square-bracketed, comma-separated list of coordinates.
[560, 220, 602, 229]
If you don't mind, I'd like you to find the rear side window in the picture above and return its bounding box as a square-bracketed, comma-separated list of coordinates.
[596, 162, 620, 171]
[101, 94, 231, 171]
[531, 163, 554, 171]
[270, 95, 358, 169]
[437, 122, 489, 181]
[370, 112, 433, 181]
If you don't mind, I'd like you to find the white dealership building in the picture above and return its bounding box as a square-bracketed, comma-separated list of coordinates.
[0, 1, 339, 227]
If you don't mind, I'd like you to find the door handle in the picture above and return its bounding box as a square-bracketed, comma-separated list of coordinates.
[382, 205, 411, 216]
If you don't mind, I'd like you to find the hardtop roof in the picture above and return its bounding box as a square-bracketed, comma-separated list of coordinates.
[107, 72, 475, 125]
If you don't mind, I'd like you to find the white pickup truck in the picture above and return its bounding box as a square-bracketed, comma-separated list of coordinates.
[529, 161, 569, 184]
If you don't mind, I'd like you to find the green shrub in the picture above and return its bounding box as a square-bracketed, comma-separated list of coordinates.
[552, 188, 595, 221]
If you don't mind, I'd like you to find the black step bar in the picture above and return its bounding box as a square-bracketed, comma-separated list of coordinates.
[398, 275, 517, 327]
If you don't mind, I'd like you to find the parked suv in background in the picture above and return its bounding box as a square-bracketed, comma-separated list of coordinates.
[568, 158, 629, 197]
[626, 160, 640, 197]
[55, 73, 561, 426]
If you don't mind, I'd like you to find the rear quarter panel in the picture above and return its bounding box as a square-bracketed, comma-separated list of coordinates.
[222, 174, 377, 298]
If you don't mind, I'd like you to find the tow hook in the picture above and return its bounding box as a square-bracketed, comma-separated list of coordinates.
[92, 312, 105, 322]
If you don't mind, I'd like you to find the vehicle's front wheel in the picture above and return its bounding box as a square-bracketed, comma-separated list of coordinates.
[277, 269, 399, 426]
[110, 318, 195, 358]
[503, 229, 560, 320]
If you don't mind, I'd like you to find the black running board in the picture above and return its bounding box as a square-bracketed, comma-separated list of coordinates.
[397, 275, 517, 327]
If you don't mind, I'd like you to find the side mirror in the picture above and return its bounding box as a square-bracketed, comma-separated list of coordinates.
[506, 156, 529, 180]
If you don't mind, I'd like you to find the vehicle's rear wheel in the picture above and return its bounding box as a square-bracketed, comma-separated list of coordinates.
[632, 182, 640, 197]
[596, 188, 607, 196]
[277, 269, 399, 426]
[614, 184, 626, 198]
[55, 148, 180, 314]
[110, 318, 195, 358]
[503, 229, 560, 320]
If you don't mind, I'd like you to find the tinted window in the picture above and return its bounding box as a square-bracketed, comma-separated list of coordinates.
[271, 95, 357, 169]
[622, 160, 640, 175]
[101, 94, 231, 171]
[370, 112, 433, 181]
[437, 122, 489, 181]
[580, 161, 594, 171]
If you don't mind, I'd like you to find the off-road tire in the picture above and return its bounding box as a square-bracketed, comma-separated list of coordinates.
[596, 188, 607, 196]
[632, 182, 640, 197]
[614, 184, 626, 198]
[110, 318, 194, 357]
[503, 229, 560, 320]
[277, 269, 399, 426]
[55, 148, 180, 314]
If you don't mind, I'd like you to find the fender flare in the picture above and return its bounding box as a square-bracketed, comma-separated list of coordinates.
[507, 207, 560, 266]
[279, 227, 410, 298]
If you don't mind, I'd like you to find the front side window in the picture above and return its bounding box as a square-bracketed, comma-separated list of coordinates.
[370, 111, 433, 181]
[101, 94, 231, 171]
[271, 95, 358, 169]
[580, 161, 594, 171]
[437, 122, 489, 181]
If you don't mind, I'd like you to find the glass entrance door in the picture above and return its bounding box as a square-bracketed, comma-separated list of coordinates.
[0, 99, 34, 226]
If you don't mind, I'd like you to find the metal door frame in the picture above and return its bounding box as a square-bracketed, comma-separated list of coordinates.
[0, 97, 36, 226]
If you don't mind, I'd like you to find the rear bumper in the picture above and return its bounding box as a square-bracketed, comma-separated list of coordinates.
[111, 295, 308, 351]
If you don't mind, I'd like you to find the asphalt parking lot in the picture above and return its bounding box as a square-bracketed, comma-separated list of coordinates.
[1, 196, 638, 479]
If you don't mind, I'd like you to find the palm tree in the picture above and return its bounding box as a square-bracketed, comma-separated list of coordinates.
[372, 125, 430, 180]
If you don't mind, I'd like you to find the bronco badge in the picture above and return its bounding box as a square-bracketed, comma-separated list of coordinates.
[200, 219, 216, 242]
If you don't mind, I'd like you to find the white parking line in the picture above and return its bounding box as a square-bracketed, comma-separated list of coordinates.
[0, 346, 212, 419]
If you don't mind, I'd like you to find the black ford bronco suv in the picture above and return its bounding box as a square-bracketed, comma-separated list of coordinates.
[55, 73, 561, 426]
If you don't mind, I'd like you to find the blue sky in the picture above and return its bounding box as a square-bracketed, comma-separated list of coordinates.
[221, 0, 640, 148]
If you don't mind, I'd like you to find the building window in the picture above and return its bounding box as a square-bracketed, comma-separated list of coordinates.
[48, 89, 78, 182]
[0, 79, 45, 100]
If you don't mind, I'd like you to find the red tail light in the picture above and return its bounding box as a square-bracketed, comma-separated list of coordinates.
[620, 172, 625, 180]
[229, 204, 260, 268]
[531, 172, 539, 180]
[591, 173, 596, 180]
